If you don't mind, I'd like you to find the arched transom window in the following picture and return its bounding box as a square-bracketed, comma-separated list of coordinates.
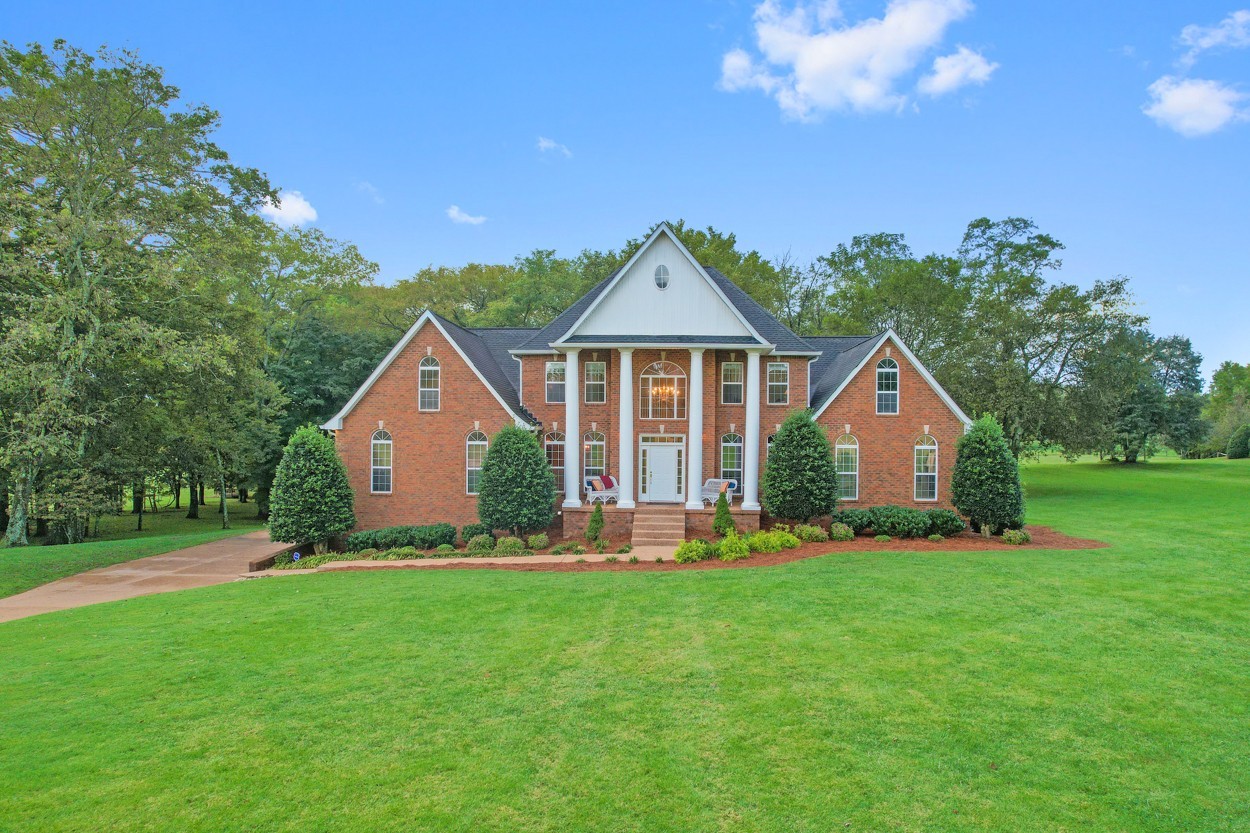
[371, 429, 393, 494]
[835, 434, 858, 501]
[720, 433, 743, 494]
[544, 431, 565, 493]
[466, 430, 488, 495]
[876, 358, 899, 415]
[419, 356, 441, 411]
[914, 435, 938, 502]
[639, 361, 686, 420]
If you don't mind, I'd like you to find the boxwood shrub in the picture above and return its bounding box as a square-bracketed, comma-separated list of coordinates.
[1002, 528, 1032, 545]
[345, 523, 456, 553]
[868, 505, 929, 538]
[495, 536, 527, 555]
[460, 523, 494, 543]
[793, 523, 828, 543]
[925, 509, 967, 538]
[833, 508, 872, 534]
[466, 534, 495, 554]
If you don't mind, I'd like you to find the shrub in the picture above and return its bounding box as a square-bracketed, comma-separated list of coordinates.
[466, 534, 495, 554]
[655, 556, 664, 563]
[828, 522, 855, 542]
[354, 547, 379, 559]
[674, 539, 712, 563]
[575, 558, 587, 563]
[552, 542, 586, 556]
[495, 536, 526, 555]
[794, 523, 828, 543]
[713, 491, 735, 535]
[868, 505, 929, 538]
[760, 411, 839, 522]
[927, 534, 945, 542]
[628, 555, 639, 564]
[834, 509, 872, 533]
[952, 415, 1025, 535]
[746, 531, 782, 553]
[273, 553, 360, 570]
[776, 530, 800, 549]
[460, 523, 494, 543]
[874, 534, 891, 542]
[527, 532, 550, 550]
[719, 530, 751, 561]
[605, 555, 619, 563]
[925, 509, 967, 538]
[594, 539, 610, 554]
[434, 543, 457, 556]
[346, 523, 456, 552]
[1227, 424, 1250, 459]
[269, 425, 356, 553]
[477, 426, 557, 536]
[586, 503, 605, 542]
[1002, 528, 1031, 545]
[616, 544, 632, 554]
[377, 546, 420, 561]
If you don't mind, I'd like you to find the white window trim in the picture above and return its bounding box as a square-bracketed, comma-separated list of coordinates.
[835, 434, 859, 502]
[544, 431, 565, 494]
[418, 356, 440, 413]
[370, 429, 393, 495]
[767, 362, 789, 406]
[466, 431, 488, 495]
[876, 358, 900, 416]
[914, 435, 938, 502]
[639, 361, 687, 420]
[546, 361, 566, 404]
[584, 361, 607, 404]
[583, 431, 607, 487]
[720, 432, 744, 494]
[721, 361, 744, 405]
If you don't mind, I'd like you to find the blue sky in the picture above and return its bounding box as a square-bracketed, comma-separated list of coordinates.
[8, 1, 1248, 378]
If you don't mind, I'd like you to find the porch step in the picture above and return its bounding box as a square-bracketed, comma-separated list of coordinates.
[631, 505, 687, 548]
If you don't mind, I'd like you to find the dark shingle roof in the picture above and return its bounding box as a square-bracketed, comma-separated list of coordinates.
[562, 334, 762, 345]
[702, 267, 816, 354]
[806, 334, 883, 410]
[431, 313, 539, 423]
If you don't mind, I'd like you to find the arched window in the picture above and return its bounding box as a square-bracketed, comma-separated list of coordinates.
[876, 358, 899, 415]
[721, 433, 744, 494]
[370, 429, 393, 494]
[545, 431, 565, 493]
[654, 264, 670, 289]
[835, 434, 859, 501]
[466, 430, 488, 495]
[640, 360, 686, 419]
[419, 356, 440, 411]
[583, 431, 606, 486]
[914, 435, 938, 501]
[766, 433, 775, 457]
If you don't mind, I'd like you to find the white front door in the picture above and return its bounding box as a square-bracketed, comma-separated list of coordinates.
[640, 438, 684, 502]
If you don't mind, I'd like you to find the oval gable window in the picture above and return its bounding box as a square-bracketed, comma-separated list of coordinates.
[654, 264, 670, 290]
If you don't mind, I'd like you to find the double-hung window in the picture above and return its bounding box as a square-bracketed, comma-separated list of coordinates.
[466, 431, 488, 495]
[370, 430, 392, 494]
[419, 357, 440, 411]
[914, 435, 938, 501]
[877, 358, 899, 414]
[720, 433, 744, 494]
[767, 362, 789, 405]
[721, 362, 743, 405]
[584, 361, 606, 404]
[546, 361, 566, 404]
[835, 435, 859, 501]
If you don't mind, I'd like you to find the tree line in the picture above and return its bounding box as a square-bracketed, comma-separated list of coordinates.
[1, 41, 1239, 547]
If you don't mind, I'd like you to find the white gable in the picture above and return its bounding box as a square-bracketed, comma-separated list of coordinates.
[571, 232, 753, 338]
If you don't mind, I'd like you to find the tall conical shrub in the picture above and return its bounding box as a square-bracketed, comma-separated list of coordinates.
[712, 490, 735, 535]
[951, 415, 1024, 535]
[269, 425, 356, 553]
[1226, 424, 1250, 459]
[760, 410, 838, 523]
[477, 425, 557, 537]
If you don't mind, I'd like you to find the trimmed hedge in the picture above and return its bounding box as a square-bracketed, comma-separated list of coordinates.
[460, 523, 494, 543]
[952, 414, 1025, 534]
[834, 509, 873, 534]
[868, 505, 929, 539]
[925, 509, 967, 538]
[345, 523, 456, 553]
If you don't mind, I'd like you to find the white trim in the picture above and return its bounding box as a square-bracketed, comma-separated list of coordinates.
[766, 361, 790, 406]
[721, 360, 744, 405]
[811, 330, 972, 427]
[321, 311, 530, 430]
[370, 429, 393, 495]
[466, 429, 489, 496]
[914, 434, 939, 502]
[418, 355, 441, 412]
[834, 433, 859, 502]
[545, 360, 566, 404]
[552, 224, 768, 346]
[536, 341, 781, 352]
[639, 434, 685, 503]
[875, 357, 899, 416]
[584, 360, 607, 404]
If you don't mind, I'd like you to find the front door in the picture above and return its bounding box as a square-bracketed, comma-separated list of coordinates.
[640, 438, 684, 503]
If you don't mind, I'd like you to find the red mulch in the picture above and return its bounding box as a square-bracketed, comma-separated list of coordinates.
[328, 526, 1107, 575]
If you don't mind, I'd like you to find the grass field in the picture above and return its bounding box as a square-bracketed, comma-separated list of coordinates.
[0, 491, 263, 598]
[1, 459, 1246, 832]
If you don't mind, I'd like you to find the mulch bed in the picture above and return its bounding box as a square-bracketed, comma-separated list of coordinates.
[328, 526, 1107, 575]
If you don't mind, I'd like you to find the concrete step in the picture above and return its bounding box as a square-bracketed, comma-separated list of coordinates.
[632, 536, 685, 547]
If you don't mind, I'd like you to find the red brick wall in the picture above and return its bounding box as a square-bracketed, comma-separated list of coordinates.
[335, 322, 516, 532]
[813, 341, 965, 509]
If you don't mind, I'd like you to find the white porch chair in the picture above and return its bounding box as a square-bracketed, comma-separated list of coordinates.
[583, 475, 619, 504]
[700, 479, 738, 505]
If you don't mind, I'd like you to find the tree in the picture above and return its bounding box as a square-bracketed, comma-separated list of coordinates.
[269, 426, 355, 553]
[476, 426, 556, 537]
[713, 491, 735, 535]
[951, 415, 1025, 535]
[760, 411, 838, 522]
[1227, 425, 1250, 460]
[1207, 362, 1250, 449]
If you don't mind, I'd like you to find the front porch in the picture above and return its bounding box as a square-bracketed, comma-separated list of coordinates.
[560, 503, 762, 543]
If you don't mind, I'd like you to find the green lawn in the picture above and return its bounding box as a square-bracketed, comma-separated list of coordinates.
[0, 491, 264, 598]
[1, 459, 1247, 832]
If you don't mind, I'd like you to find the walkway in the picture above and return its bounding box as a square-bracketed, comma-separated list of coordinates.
[266, 544, 678, 575]
[0, 530, 295, 624]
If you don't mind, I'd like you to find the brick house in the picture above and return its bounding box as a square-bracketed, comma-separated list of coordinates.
[323, 224, 971, 540]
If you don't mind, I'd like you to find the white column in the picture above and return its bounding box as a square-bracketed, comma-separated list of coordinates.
[685, 348, 705, 509]
[562, 349, 581, 507]
[743, 350, 762, 511]
[617, 349, 635, 509]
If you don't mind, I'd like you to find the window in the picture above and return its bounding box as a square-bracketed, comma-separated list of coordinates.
[835, 434, 859, 501]
[419, 356, 440, 411]
[914, 435, 938, 501]
[720, 433, 743, 494]
[466, 430, 488, 495]
[370, 429, 392, 494]
[766, 433, 775, 457]
[546, 361, 566, 404]
[545, 431, 565, 493]
[721, 361, 743, 405]
[584, 361, 606, 404]
[654, 264, 670, 289]
[767, 362, 789, 405]
[639, 360, 686, 419]
[583, 431, 606, 486]
[877, 358, 899, 414]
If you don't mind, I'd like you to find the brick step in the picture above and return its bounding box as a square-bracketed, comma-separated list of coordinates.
[633, 517, 685, 526]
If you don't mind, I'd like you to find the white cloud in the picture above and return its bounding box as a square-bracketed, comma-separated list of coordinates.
[446, 205, 487, 225]
[1143, 75, 1248, 137]
[355, 180, 384, 205]
[718, 0, 987, 119]
[1179, 9, 1250, 67]
[259, 190, 317, 227]
[917, 45, 997, 96]
[537, 136, 572, 157]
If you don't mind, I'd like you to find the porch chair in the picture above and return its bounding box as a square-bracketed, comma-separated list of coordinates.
[583, 474, 619, 504]
[700, 478, 738, 506]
